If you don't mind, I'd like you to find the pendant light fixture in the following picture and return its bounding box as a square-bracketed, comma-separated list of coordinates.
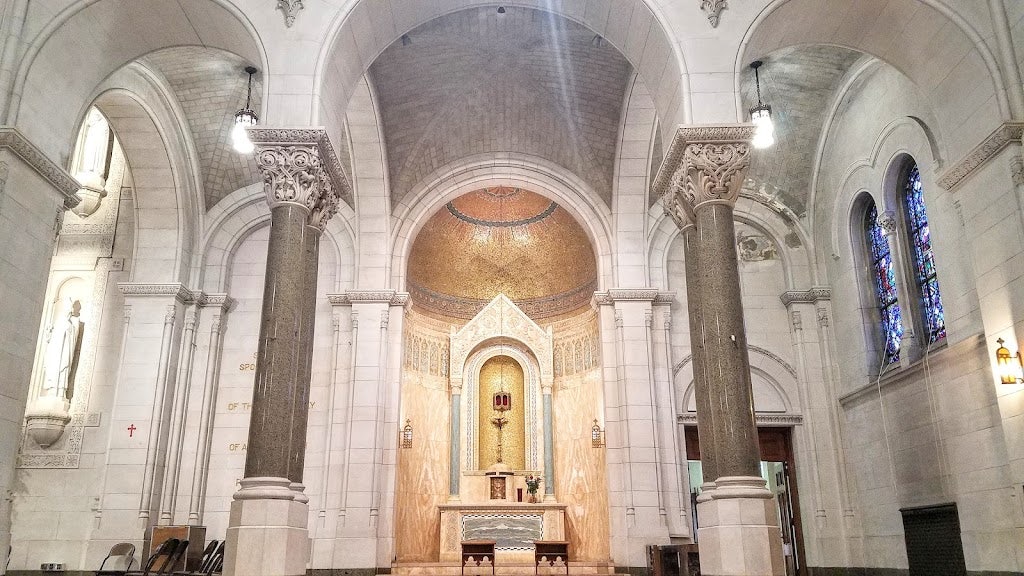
[749, 60, 775, 149]
[232, 66, 259, 154]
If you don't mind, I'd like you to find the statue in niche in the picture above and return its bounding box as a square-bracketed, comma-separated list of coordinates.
[41, 297, 85, 402]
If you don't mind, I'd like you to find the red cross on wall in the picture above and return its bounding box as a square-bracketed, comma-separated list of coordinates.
[127, 424, 137, 437]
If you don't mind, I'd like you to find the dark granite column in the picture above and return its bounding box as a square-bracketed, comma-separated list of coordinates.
[656, 125, 783, 576]
[225, 130, 348, 576]
[663, 195, 719, 484]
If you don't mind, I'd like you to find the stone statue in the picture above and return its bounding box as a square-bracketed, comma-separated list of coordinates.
[41, 297, 84, 401]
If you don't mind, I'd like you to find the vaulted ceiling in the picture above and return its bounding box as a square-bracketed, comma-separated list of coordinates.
[369, 6, 633, 208]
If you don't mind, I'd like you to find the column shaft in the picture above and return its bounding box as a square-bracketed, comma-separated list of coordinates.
[449, 392, 461, 498]
[244, 205, 309, 479]
[287, 224, 321, 484]
[542, 392, 554, 497]
[681, 222, 719, 482]
[694, 202, 760, 479]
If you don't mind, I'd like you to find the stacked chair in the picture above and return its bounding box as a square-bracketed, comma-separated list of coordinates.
[95, 543, 136, 575]
[126, 538, 189, 576]
[173, 540, 224, 576]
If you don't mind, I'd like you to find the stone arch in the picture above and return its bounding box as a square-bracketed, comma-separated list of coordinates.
[314, 1, 688, 150]
[647, 191, 816, 292]
[463, 342, 544, 471]
[677, 357, 798, 416]
[737, 0, 1007, 161]
[10, 0, 266, 164]
[90, 80, 195, 283]
[199, 185, 357, 294]
[390, 154, 615, 294]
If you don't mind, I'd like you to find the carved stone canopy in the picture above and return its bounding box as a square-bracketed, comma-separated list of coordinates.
[449, 294, 554, 384]
[653, 125, 756, 217]
[248, 127, 353, 230]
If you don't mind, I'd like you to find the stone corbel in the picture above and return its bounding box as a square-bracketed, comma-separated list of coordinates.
[277, 0, 304, 27]
[700, 0, 727, 28]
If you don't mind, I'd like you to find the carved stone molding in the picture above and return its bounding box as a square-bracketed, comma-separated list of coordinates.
[653, 292, 676, 306]
[700, 0, 727, 28]
[653, 124, 756, 210]
[0, 127, 80, 208]
[663, 189, 694, 231]
[196, 292, 234, 311]
[779, 287, 832, 306]
[328, 290, 409, 306]
[937, 121, 1024, 191]
[277, 0, 303, 27]
[118, 282, 194, 303]
[248, 127, 352, 209]
[592, 288, 662, 306]
[677, 413, 802, 426]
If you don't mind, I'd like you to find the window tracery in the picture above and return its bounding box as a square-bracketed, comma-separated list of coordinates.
[865, 201, 903, 364]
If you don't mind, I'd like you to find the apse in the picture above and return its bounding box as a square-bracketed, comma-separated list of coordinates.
[406, 187, 598, 322]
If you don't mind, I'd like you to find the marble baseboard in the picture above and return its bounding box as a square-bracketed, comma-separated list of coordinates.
[806, 569, 1024, 576]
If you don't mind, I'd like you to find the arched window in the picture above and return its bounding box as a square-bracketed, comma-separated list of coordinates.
[865, 200, 903, 363]
[901, 164, 945, 342]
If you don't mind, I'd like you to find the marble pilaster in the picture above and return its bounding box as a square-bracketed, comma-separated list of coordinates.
[224, 128, 346, 576]
[656, 125, 784, 576]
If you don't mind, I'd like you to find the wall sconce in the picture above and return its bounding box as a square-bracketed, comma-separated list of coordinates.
[231, 66, 258, 154]
[749, 60, 775, 149]
[401, 419, 413, 448]
[591, 419, 605, 448]
[995, 338, 1023, 384]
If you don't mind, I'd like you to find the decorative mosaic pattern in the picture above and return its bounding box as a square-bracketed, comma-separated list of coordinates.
[408, 187, 597, 320]
[462, 513, 543, 550]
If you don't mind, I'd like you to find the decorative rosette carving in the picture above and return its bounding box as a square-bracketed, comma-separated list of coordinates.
[877, 210, 898, 235]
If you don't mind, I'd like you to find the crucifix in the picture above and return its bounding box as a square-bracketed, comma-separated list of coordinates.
[127, 424, 136, 437]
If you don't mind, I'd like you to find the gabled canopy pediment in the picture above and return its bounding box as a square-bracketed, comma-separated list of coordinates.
[449, 294, 553, 384]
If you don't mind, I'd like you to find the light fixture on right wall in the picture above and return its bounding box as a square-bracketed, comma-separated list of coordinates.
[749, 60, 775, 149]
[995, 338, 1024, 384]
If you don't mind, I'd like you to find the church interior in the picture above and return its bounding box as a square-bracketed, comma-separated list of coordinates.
[0, 1, 1023, 576]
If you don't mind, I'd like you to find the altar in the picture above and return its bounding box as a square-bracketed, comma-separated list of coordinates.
[439, 502, 567, 564]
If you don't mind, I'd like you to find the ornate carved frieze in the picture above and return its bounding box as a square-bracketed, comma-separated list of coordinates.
[592, 288, 661, 306]
[0, 127, 80, 208]
[248, 127, 352, 210]
[654, 125, 756, 215]
[196, 292, 234, 311]
[118, 282, 195, 303]
[677, 413, 802, 426]
[937, 122, 1024, 191]
[700, 0, 727, 27]
[277, 0, 304, 27]
[779, 287, 832, 306]
[327, 290, 409, 306]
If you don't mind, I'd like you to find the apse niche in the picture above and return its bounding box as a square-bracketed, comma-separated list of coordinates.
[395, 187, 608, 565]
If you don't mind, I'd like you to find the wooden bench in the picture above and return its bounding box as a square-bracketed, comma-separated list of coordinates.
[461, 540, 496, 576]
[534, 540, 569, 576]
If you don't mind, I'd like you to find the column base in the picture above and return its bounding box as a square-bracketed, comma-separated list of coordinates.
[696, 476, 784, 576]
[224, 477, 310, 576]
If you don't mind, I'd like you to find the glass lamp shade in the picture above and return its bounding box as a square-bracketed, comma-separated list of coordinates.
[995, 338, 1022, 384]
[750, 104, 775, 149]
[232, 108, 258, 153]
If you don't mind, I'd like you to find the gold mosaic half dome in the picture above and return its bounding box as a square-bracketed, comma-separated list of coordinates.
[408, 187, 598, 321]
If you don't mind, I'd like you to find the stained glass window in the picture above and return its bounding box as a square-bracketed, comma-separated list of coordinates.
[866, 202, 903, 363]
[903, 164, 945, 342]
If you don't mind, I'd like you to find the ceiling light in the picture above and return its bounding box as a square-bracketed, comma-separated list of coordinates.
[232, 66, 258, 154]
[749, 60, 775, 149]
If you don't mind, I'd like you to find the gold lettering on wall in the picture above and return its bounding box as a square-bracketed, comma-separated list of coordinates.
[239, 352, 257, 372]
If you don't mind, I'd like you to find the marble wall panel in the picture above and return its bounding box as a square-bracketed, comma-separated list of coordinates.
[394, 369, 450, 562]
[553, 367, 610, 562]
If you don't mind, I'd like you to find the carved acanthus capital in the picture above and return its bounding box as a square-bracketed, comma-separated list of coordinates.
[877, 210, 898, 236]
[662, 185, 694, 231]
[254, 145, 337, 229]
[249, 127, 353, 230]
[654, 125, 756, 213]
